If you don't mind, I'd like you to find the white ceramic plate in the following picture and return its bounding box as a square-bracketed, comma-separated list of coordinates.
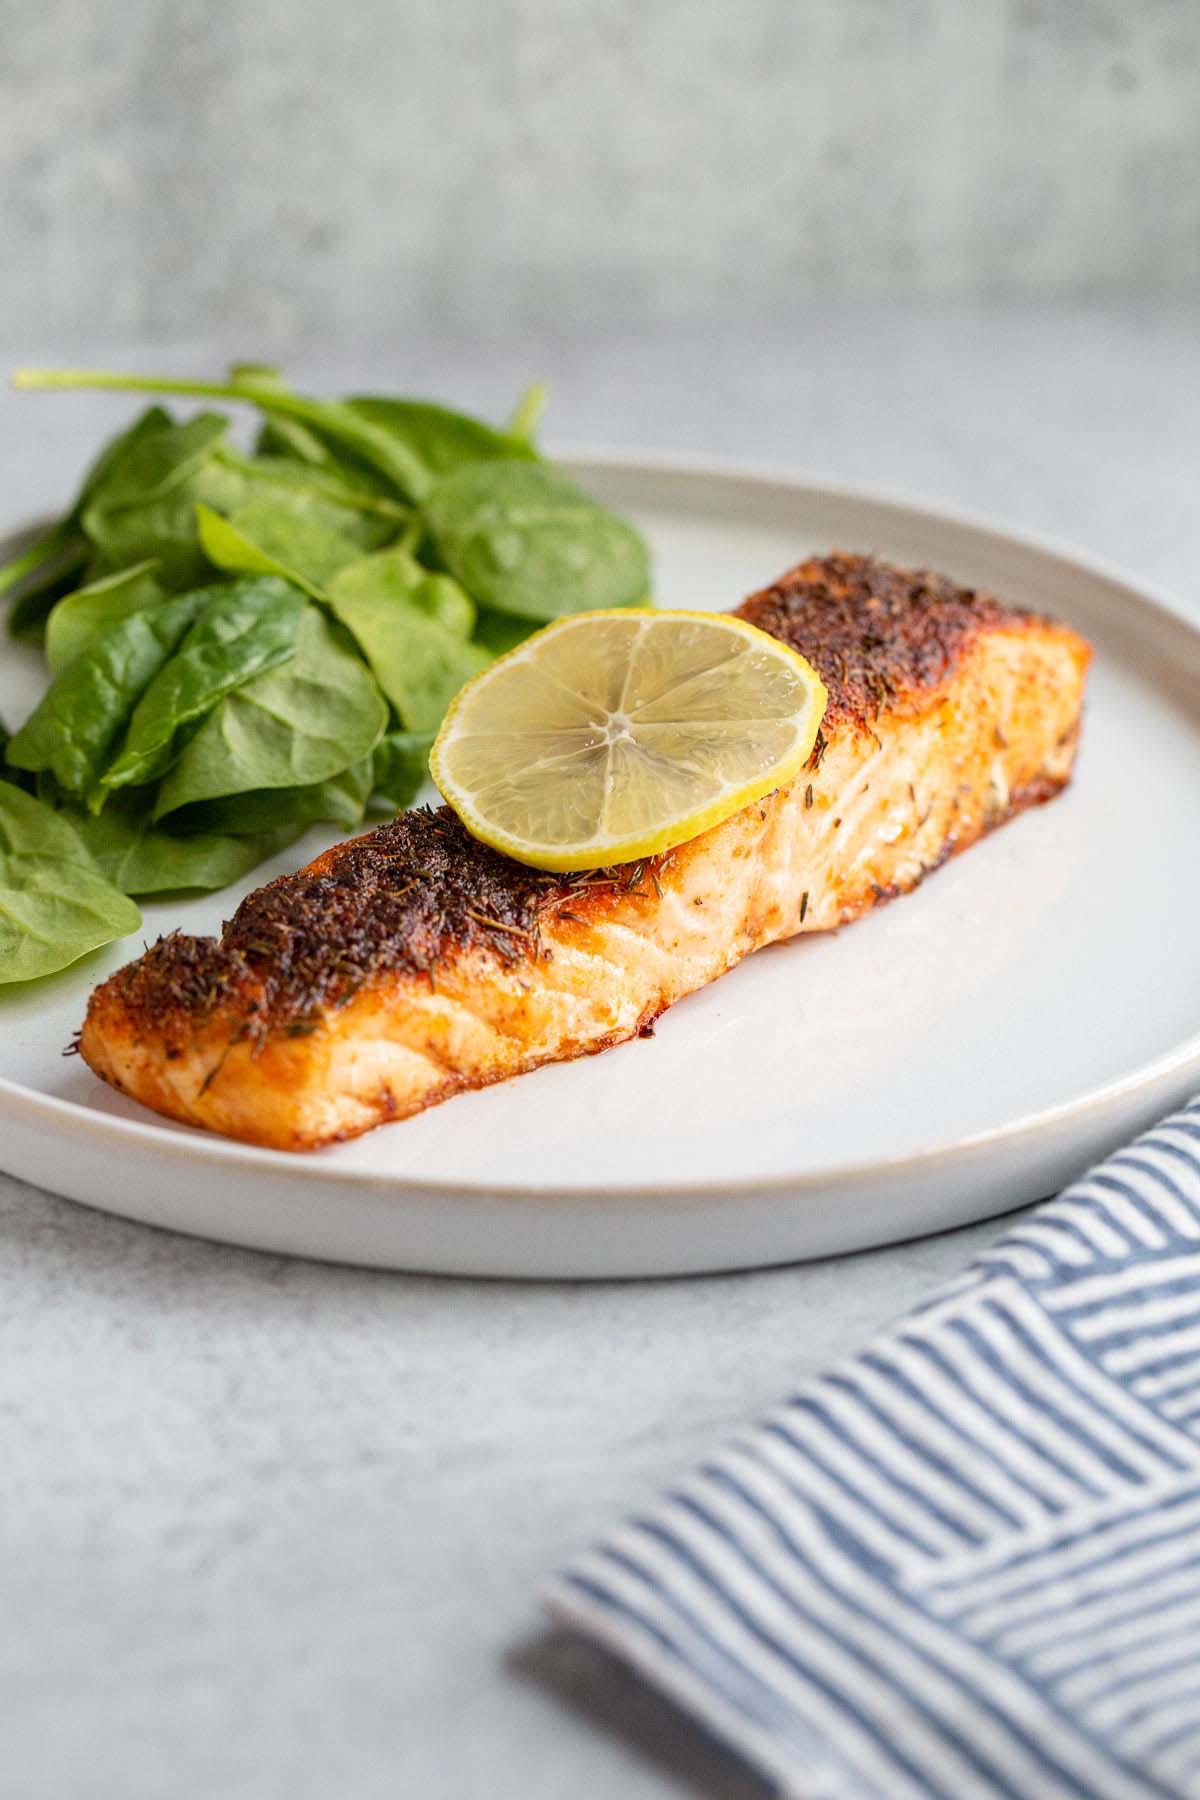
[2, 456, 1198, 1277]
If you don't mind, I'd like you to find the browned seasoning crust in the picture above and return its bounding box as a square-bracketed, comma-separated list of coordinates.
[110, 808, 661, 1050]
[736, 551, 1035, 734]
[80, 552, 1091, 1146]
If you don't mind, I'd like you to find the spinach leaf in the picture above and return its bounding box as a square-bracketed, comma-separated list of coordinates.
[167, 757, 374, 836]
[0, 775, 100, 861]
[6, 590, 209, 796]
[1, 518, 86, 605]
[84, 481, 249, 592]
[73, 795, 300, 896]
[369, 730, 434, 813]
[328, 556, 490, 733]
[345, 397, 536, 491]
[82, 410, 229, 516]
[0, 720, 34, 796]
[232, 389, 430, 499]
[6, 544, 90, 641]
[80, 413, 249, 589]
[100, 578, 306, 795]
[336, 609, 488, 735]
[196, 498, 361, 596]
[0, 781, 139, 982]
[329, 546, 476, 634]
[418, 573, 479, 636]
[423, 461, 651, 621]
[2, 405, 170, 629]
[153, 607, 387, 818]
[473, 609, 541, 657]
[44, 561, 166, 674]
[253, 415, 404, 504]
[77, 403, 175, 501]
[211, 448, 409, 549]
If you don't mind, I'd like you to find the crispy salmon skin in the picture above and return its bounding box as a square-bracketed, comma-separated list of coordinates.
[80, 554, 1091, 1150]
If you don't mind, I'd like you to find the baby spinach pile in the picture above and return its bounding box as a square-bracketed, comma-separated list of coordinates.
[0, 365, 652, 983]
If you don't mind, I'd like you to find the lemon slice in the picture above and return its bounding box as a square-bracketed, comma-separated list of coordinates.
[430, 610, 828, 871]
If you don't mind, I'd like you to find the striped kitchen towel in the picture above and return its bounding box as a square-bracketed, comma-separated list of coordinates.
[546, 1096, 1200, 1799]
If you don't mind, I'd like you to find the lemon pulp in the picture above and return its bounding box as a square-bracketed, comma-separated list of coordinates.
[430, 609, 828, 871]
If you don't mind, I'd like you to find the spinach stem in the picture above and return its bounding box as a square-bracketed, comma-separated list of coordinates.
[12, 369, 431, 504]
[14, 369, 265, 401]
[507, 380, 548, 445]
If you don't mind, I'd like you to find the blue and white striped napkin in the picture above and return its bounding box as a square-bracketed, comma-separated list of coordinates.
[546, 1096, 1200, 1799]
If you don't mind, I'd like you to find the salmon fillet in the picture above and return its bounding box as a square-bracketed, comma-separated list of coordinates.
[80, 554, 1091, 1151]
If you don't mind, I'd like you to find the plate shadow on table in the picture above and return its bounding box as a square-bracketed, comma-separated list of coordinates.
[509, 1627, 772, 1799]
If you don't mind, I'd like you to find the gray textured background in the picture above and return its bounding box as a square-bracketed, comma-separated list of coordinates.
[4, 0, 1199, 345]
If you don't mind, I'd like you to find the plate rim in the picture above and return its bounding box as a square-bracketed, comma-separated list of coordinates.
[2, 449, 1199, 1207]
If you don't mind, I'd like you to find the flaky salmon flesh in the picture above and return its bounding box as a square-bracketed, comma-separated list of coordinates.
[80, 554, 1091, 1151]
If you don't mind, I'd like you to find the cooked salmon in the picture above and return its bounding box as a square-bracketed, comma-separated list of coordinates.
[80, 554, 1091, 1151]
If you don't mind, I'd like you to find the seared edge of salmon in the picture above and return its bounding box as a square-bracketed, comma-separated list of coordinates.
[80, 555, 1091, 1150]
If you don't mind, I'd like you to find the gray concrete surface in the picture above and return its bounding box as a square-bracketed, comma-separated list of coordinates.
[2, 299, 1199, 1798]
[3, 1, 1199, 343]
